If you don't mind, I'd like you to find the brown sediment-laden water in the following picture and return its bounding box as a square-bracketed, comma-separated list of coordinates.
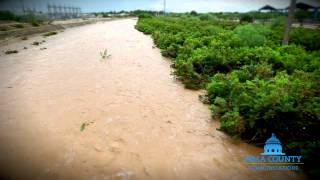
[0, 18, 302, 180]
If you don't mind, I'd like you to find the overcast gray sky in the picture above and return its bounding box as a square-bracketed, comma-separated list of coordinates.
[0, 0, 319, 13]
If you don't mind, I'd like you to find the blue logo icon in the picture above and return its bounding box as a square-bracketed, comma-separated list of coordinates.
[245, 132, 303, 171]
[261, 133, 285, 155]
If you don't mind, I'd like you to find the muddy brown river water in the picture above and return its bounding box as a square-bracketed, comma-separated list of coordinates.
[0, 19, 302, 180]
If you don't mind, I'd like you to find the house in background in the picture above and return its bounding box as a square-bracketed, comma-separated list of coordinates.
[286, 2, 320, 24]
[293, 2, 318, 11]
[258, 2, 319, 13]
[258, 2, 319, 19]
[258, 5, 277, 13]
[283, 2, 319, 14]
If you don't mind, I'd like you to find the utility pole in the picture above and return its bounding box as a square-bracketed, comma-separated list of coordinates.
[63, 6, 67, 18]
[70, 7, 73, 18]
[282, 0, 296, 45]
[163, 0, 166, 15]
[72, 7, 76, 18]
[58, 5, 62, 18]
[47, 4, 50, 17]
[53, 4, 57, 18]
[21, 0, 25, 14]
[32, 1, 36, 14]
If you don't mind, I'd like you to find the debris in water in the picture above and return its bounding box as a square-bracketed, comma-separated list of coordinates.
[43, 31, 58, 37]
[0, 27, 7, 31]
[40, 47, 47, 50]
[11, 24, 24, 28]
[32, 41, 40, 46]
[94, 145, 103, 152]
[115, 171, 133, 180]
[5, 50, 18, 54]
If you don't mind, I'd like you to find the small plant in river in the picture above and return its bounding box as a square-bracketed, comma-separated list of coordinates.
[100, 49, 111, 59]
[80, 121, 94, 131]
[80, 122, 89, 131]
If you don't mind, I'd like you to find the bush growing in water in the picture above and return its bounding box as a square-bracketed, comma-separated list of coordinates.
[136, 13, 320, 177]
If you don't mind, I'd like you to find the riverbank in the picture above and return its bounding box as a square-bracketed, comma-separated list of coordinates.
[0, 17, 129, 46]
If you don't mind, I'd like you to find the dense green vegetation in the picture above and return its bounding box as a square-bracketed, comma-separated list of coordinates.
[0, 11, 43, 26]
[136, 13, 320, 177]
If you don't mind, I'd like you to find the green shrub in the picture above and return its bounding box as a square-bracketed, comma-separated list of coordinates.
[190, 11, 198, 16]
[270, 16, 287, 29]
[240, 14, 253, 23]
[290, 28, 320, 51]
[161, 43, 180, 58]
[174, 58, 203, 89]
[136, 14, 320, 177]
[199, 14, 211, 21]
[220, 111, 245, 135]
[206, 70, 319, 141]
[0, 11, 16, 20]
[138, 13, 153, 19]
[233, 24, 272, 47]
[0, 11, 42, 25]
[295, 10, 313, 25]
